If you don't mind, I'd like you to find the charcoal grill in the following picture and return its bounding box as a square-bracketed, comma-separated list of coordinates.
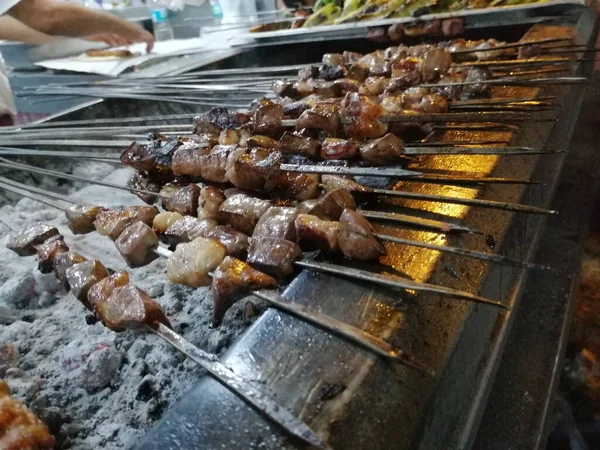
[3, 4, 598, 449]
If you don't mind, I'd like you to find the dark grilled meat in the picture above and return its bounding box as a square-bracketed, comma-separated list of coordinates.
[211, 256, 276, 326]
[359, 76, 388, 96]
[120, 141, 157, 173]
[218, 194, 271, 235]
[198, 186, 226, 221]
[264, 171, 319, 201]
[218, 129, 240, 146]
[227, 148, 282, 191]
[322, 53, 344, 66]
[277, 132, 320, 159]
[338, 209, 386, 260]
[297, 199, 329, 220]
[247, 135, 279, 150]
[342, 92, 388, 140]
[205, 225, 250, 257]
[94, 206, 159, 241]
[247, 237, 302, 279]
[311, 80, 342, 98]
[319, 64, 346, 81]
[36, 235, 69, 274]
[252, 206, 298, 241]
[319, 188, 357, 220]
[194, 107, 249, 134]
[65, 259, 110, 308]
[333, 78, 361, 94]
[7, 223, 59, 256]
[54, 251, 87, 290]
[320, 138, 359, 160]
[164, 184, 201, 216]
[295, 214, 340, 252]
[463, 67, 492, 95]
[359, 133, 405, 165]
[298, 65, 319, 81]
[283, 101, 309, 119]
[272, 80, 297, 98]
[295, 104, 340, 136]
[114, 221, 159, 268]
[163, 216, 217, 247]
[65, 204, 105, 235]
[126, 171, 162, 205]
[252, 104, 284, 136]
[346, 63, 370, 82]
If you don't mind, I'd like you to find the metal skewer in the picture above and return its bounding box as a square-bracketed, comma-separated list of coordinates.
[449, 38, 572, 55]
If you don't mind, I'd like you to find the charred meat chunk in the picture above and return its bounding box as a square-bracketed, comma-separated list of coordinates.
[152, 212, 183, 233]
[338, 209, 386, 260]
[164, 184, 201, 216]
[54, 251, 87, 289]
[295, 214, 340, 252]
[253, 207, 299, 241]
[163, 216, 217, 247]
[463, 67, 492, 95]
[198, 186, 226, 221]
[94, 206, 159, 241]
[205, 225, 250, 258]
[384, 72, 423, 94]
[341, 92, 388, 140]
[37, 235, 69, 274]
[252, 104, 284, 136]
[120, 141, 157, 173]
[320, 138, 359, 160]
[126, 171, 162, 205]
[65, 204, 105, 235]
[283, 101, 309, 119]
[295, 104, 340, 137]
[211, 256, 276, 326]
[249, 96, 275, 113]
[115, 221, 159, 268]
[166, 237, 227, 287]
[359, 133, 405, 165]
[218, 194, 271, 235]
[319, 64, 345, 81]
[298, 65, 319, 81]
[247, 237, 302, 279]
[7, 223, 59, 256]
[264, 171, 319, 201]
[194, 107, 248, 134]
[65, 259, 110, 309]
[277, 132, 320, 159]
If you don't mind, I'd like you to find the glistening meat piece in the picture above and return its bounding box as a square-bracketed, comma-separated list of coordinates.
[0, 380, 55, 450]
[297, 199, 329, 220]
[54, 251, 87, 290]
[333, 78, 361, 94]
[194, 107, 249, 134]
[272, 80, 297, 98]
[338, 209, 386, 260]
[164, 184, 201, 216]
[114, 221, 159, 268]
[359, 76, 388, 96]
[295, 214, 340, 252]
[321, 175, 373, 193]
[264, 171, 319, 201]
[94, 206, 159, 241]
[359, 133, 405, 165]
[7, 223, 59, 256]
[120, 141, 157, 173]
[311, 80, 342, 98]
[218, 194, 271, 235]
[166, 237, 227, 287]
[170, 142, 209, 178]
[319, 188, 357, 220]
[341, 92, 388, 140]
[211, 256, 276, 326]
[295, 104, 341, 137]
[88, 270, 129, 311]
[205, 225, 249, 257]
[218, 129, 240, 146]
[320, 138, 359, 160]
[227, 148, 282, 191]
[152, 212, 184, 234]
[252, 206, 299, 241]
[65, 259, 110, 309]
[463, 67, 492, 95]
[277, 132, 321, 159]
[65, 204, 105, 235]
[198, 186, 226, 221]
[163, 216, 217, 247]
[247, 237, 302, 279]
[420, 48, 453, 81]
[252, 103, 284, 136]
[36, 235, 69, 274]
[247, 135, 279, 150]
[126, 171, 162, 205]
[322, 53, 344, 66]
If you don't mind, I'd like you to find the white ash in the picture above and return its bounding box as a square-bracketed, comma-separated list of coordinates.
[0, 163, 263, 449]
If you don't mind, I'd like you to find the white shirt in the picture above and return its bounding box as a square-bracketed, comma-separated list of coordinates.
[0, 0, 20, 115]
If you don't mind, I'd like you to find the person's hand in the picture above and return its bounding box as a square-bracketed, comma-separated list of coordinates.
[87, 24, 154, 53]
[87, 33, 132, 48]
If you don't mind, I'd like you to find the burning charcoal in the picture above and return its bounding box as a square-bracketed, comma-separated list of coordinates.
[283, 101, 309, 119]
[152, 212, 183, 234]
[264, 171, 320, 201]
[211, 256, 276, 327]
[247, 237, 302, 279]
[319, 189, 357, 220]
[114, 222, 159, 268]
[93, 206, 159, 241]
[338, 209, 386, 260]
[166, 237, 227, 288]
[198, 186, 226, 221]
[126, 171, 162, 205]
[359, 133, 405, 165]
[54, 252, 87, 289]
[320, 138, 359, 160]
[88, 270, 129, 311]
[205, 225, 250, 258]
[277, 132, 320, 159]
[295, 104, 341, 137]
[218, 194, 271, 235]
[163, 216, 217, 247]
[95, 283, 171, 332]
[65, 260, 110, 309]
[252, 104, 284, 136]
[65, 204, 105, 235]
[271, 80, 297, 98]
[295, 214, 340, 252]
[253, 207, 299, 241]
[164, 184, 201, 216]
[36, 235, 69, 274]
[7, 223, 59, 256]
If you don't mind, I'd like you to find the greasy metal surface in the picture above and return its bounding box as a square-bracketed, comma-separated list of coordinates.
[22, 16, 592, 450]
[473, 74, 600, 450]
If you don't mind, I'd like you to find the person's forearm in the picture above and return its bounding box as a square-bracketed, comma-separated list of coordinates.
[9, 0, 143, 38]
[0, 16, 56, 45]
